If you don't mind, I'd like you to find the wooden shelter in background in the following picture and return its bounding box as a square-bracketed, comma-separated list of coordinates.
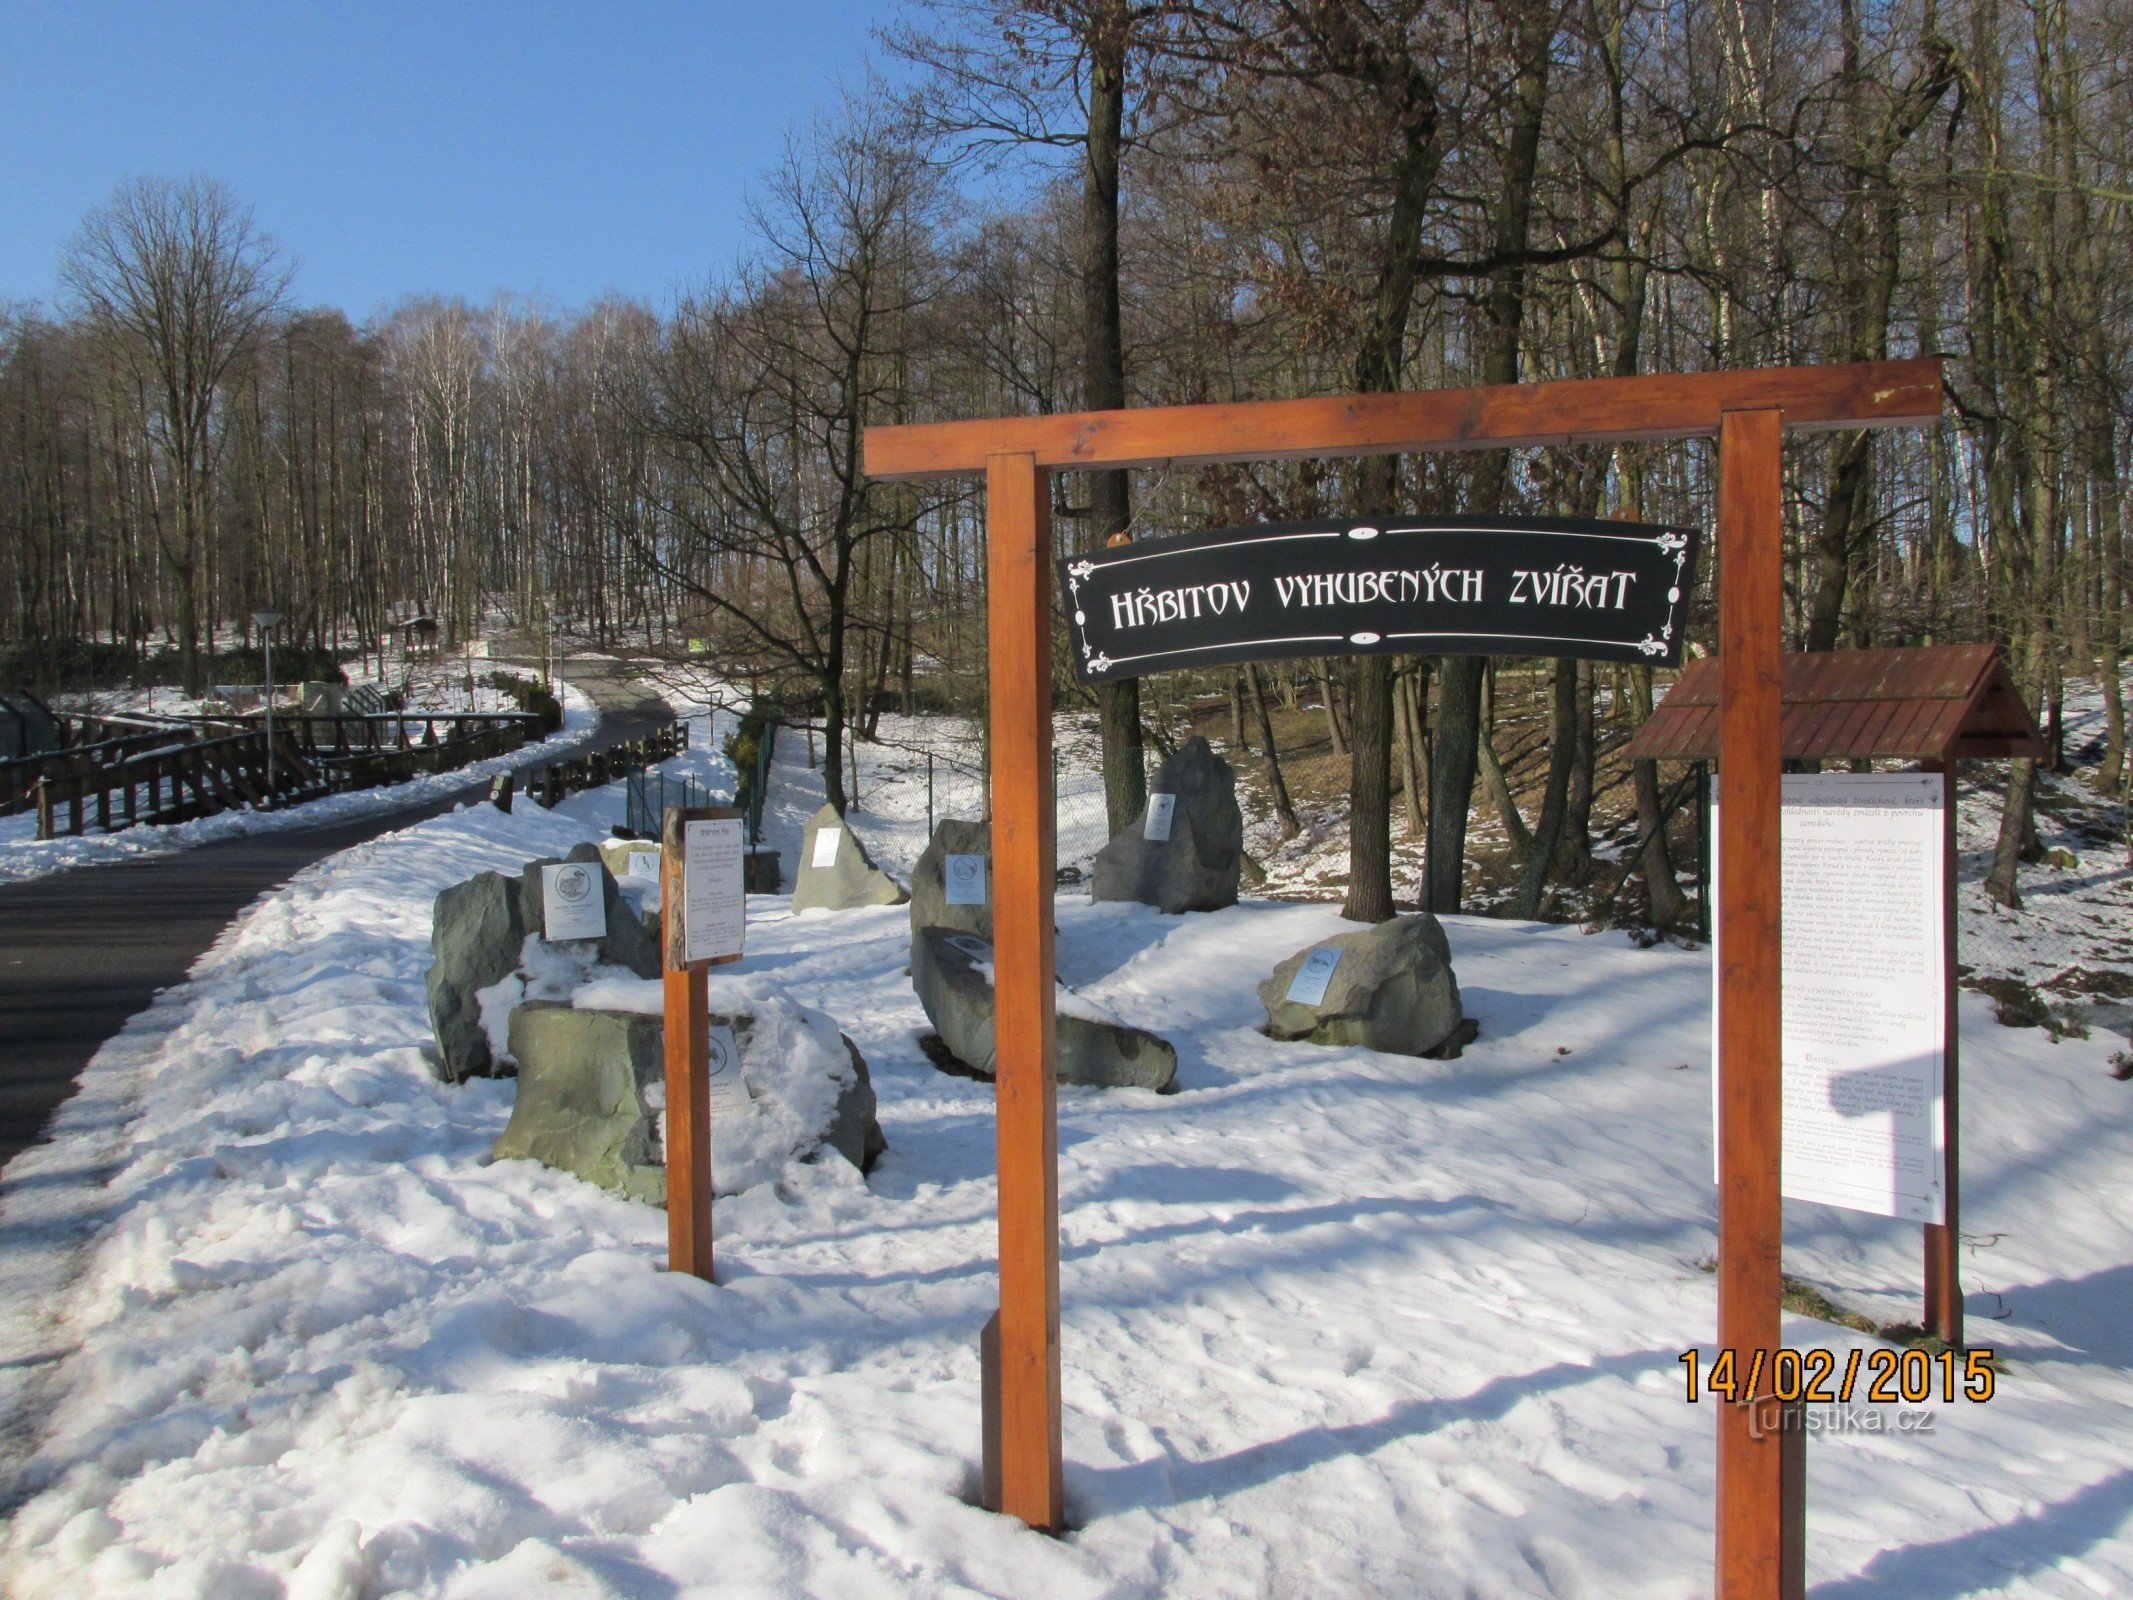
[1624, 643, 2043, 766]
[1626, 640, 2045, 1352]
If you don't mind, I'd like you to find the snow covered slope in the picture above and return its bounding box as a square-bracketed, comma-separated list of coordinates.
[0, 760, 2128, 1596]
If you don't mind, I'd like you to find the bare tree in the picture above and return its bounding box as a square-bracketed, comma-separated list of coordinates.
[62, 175, 289, 690]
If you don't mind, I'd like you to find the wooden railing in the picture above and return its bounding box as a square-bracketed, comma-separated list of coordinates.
[33, 729, 324, 839]
[1, 725, 197, 817]
[317, 716, 539, 790]
[26, 711, 550, 840]
[519, 721, 688, 808]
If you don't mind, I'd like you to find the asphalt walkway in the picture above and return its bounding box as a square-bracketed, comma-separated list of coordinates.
[0, 661, 672, 1167]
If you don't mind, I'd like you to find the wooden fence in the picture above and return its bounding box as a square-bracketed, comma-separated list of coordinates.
[519, 721, 689, 809]
[26, 711, 547, 840]
[1, 726, 198, 817]
[33, 728, 325, 839]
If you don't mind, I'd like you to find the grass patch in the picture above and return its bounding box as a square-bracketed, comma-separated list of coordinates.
[1694, 1259, 1962, 1355]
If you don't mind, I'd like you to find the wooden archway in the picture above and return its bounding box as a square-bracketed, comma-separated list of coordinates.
[865, 357, 1941, 1599]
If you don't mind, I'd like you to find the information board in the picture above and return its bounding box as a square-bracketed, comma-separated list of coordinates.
[541, 862, 607, 942]
[1715, 773, 1946, 1222]
[683, 817, 746, 964]
[1144, 793, 1177, 841]
[812, 827, 842, 868]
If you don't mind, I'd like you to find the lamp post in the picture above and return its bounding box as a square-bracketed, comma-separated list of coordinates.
[253, 609, 284, 794]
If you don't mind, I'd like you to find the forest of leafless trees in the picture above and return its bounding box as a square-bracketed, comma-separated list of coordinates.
[3, 0, 2127, 917]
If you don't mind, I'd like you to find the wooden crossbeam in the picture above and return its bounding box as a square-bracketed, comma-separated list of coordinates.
[865, 359, 1940, 481]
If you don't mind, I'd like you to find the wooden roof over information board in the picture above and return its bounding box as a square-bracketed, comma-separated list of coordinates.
[1623, 643, 2045, 763]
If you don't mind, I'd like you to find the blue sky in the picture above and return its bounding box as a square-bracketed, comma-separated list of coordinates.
[0, 1, 910, 320]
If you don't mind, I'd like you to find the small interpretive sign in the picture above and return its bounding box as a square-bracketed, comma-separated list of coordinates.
[704, 1023, 750, 1120]
[811, 827, 842, 869]
[1286, 945, 1343, 1007]
[683, 817, 746, 964]
[1144, 793, 1177, 841]
[944, 854, 987, 907]
[541, 862, 607, 942]
[626, 849, 661, 881]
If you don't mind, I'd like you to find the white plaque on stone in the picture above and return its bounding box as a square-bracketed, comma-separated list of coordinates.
[705, 1023, 750, 1120]
[811, 827, 842, 868]
[1713, 772, 1946, 1223]
[1144, 792, 1177, 841]
[626, 849, 662, 881]
[948, 935, 993, 961]
[682, 817, 746, 964]
[944, 854, 987, 907]
[1286, 945, 1343, 1006]
[541, 862, 607, 942]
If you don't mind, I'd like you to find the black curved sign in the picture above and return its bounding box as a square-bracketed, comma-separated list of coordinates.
[1060, 513, 1699, 684]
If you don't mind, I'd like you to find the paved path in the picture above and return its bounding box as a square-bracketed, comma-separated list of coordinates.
[0, 662, 672, 1167]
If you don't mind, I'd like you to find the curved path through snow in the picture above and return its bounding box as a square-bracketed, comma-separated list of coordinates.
[0, 659, 670, 1168]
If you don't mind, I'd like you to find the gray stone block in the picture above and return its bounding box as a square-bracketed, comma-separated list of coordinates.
[494, 1002, 668, 1205]
[426, 871, 528, 1084]
[1092, 736, 1242, 913]
[826, 1035, 888, 1173]
[793, 803, 909, 913]
[1259, 913, 1467, 1057]
[910, 818, 992, 940]
[910, 926, 1177, 1091]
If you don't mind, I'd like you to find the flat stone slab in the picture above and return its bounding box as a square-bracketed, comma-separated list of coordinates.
[1260, 913, 1468, 1058]
[494, 1001, 668, 1205]
[910, 925, 1177, 1091]
[793, 803, 908, 913]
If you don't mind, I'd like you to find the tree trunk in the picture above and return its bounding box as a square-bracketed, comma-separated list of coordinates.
[1427, 0, 1554, 915]
[1628, 664, 1689, 925]
[1396, 659, 1429, 836]
[1084, 0, 1146, 836]
[1247, 661, 1300, 838]
[1477, 664, 1532, 862]
[1346, 654, 1396, 921]
[1319, 662, 1347, 755]
[1983, 757, 2034, 909]
[1514, 659, 1579, 919]
[1559, 661, 1597, 881]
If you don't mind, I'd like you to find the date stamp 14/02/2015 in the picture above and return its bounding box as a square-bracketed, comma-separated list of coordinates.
[1678, 1346, 1996, 1406]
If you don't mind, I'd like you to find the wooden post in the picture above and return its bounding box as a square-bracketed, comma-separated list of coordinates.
[1715, 406, 1804, 1600]
[984, 450, 1064, 1532]
[662, 804, 740, 1282]
[1923, 758, 1963, 1348]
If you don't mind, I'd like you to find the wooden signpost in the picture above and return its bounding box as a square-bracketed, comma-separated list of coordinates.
[661, 804, 746, 1282]
[864, 357, 1942, 1597]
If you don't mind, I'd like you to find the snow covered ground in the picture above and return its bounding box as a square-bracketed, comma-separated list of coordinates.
[754, 712, 1114, 885]
[0, 681, 598, 886]
[2, 731, 2130, 1595]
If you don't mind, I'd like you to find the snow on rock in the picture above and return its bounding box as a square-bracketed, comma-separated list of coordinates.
[0, 778, 2130, 1593]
